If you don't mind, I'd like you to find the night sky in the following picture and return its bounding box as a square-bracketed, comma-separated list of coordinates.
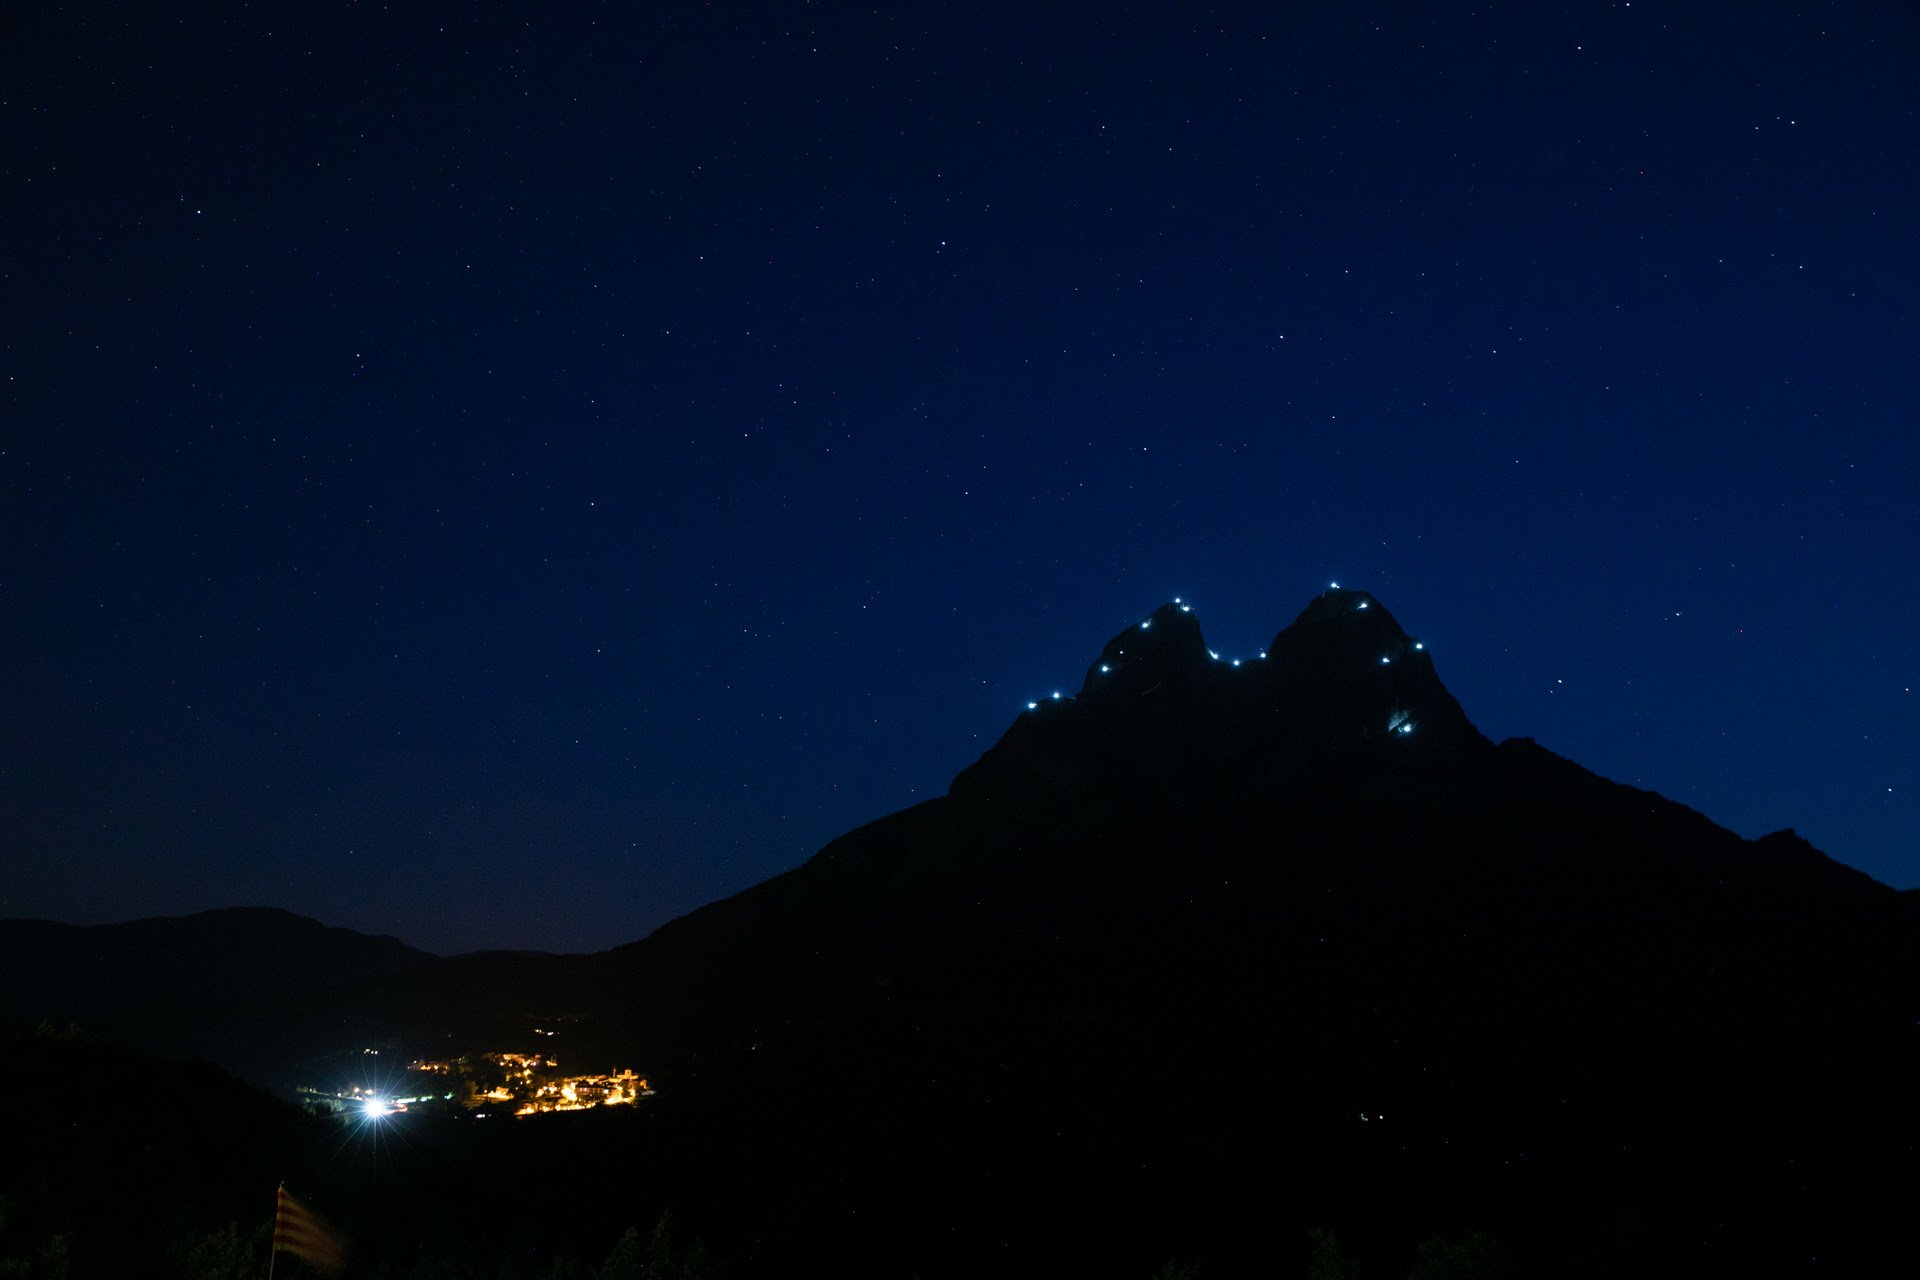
[4, 3, 1915, 955]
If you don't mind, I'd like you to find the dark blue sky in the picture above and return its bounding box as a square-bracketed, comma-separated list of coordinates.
[4, 2, 1915, 954]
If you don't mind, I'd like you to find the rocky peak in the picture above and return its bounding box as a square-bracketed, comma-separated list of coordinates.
[960, 588, 1486, 805]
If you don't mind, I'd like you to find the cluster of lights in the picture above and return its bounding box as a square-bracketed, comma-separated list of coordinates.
[1023, 594, 1428, 715]
[1380, 637, 1430, 669]
[1380, 626, 1429, 736]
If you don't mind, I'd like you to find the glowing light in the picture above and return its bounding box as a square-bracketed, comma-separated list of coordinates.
[1141, 620, 1152, 629]
[1173, 596, 1182, 604]
[1258, 651, 1267, 659]
[1380, 656, 1391, 664]
[1231, 659, 1241, 667]
[1414, 642, 1424, 650]
[1099, 664, 1110, 673]
[1208, 650, 1220, 660]
[1330, 581, 1340, 589]
[1051, 691, 1062, 700]
[361, 1097, 391, 1120]
[1357, 601, 1369, 610]
[1027, 701, 1038, 710]
[1399, 723, 1414, 735]
[1180, 604, 1192, 612]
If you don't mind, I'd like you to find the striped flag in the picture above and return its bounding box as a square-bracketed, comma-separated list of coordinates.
[273, 1185, 345, 1273]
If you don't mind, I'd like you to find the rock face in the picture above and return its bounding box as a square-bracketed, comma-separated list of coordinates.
[594, 590, 1918, 1279]
[954, 589, 1482, 809]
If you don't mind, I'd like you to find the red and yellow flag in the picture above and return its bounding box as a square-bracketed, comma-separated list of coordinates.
[273, 1185, 345, 1273]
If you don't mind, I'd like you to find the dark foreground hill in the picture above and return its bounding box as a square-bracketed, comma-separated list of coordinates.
[0, 1028, 679, 1280]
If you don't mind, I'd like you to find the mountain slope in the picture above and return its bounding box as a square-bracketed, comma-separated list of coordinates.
[592, 590, 1917, 1277]
[4, 591, 1911, 1274]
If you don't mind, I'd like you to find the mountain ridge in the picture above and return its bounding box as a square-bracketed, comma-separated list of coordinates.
[569, 590, 1914, 1273]
[4, 588, 1913, 1274]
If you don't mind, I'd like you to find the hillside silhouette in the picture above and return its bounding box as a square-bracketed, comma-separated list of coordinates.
[582, 590, 1918, 1275]
[4, 589, 1914, 1276]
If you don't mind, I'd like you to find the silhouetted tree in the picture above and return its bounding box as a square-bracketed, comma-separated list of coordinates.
[0, 1195, 69, 1280]
[596, 1227, 645, 1280]
[645, 1211, 713, 1279]
[177, 1220, 267, 1280]
[1407, 1231, 1511, 1280]
[1307, 1227, 1361, 1280]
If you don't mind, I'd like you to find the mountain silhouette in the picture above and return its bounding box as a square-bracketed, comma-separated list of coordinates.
[0, 907, 431, 1028]
[0, 907, 442, 1082]
[4, 591, 1913, 1276]
[583, 590, 1916, 1276]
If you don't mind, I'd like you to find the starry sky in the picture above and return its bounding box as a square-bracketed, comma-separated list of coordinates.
[3, 2, 1915, 955]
